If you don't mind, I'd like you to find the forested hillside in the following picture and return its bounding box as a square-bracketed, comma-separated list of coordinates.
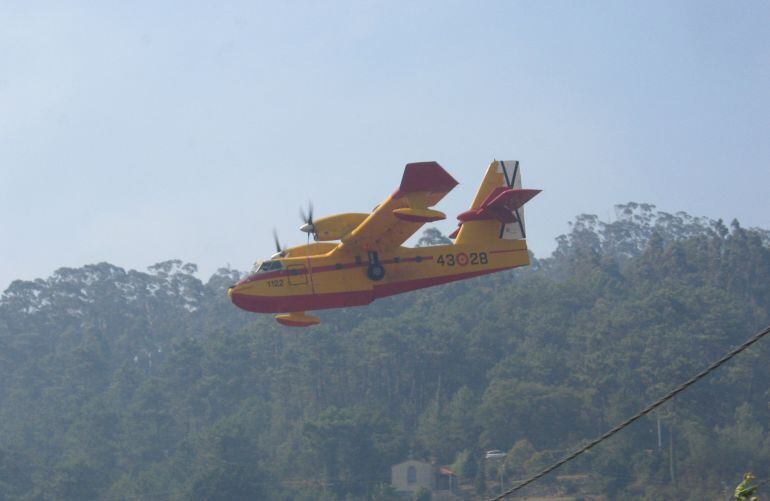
[1, 203, 769, 500]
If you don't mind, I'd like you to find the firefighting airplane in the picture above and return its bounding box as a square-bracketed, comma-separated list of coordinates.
[228, 160, 540, 326]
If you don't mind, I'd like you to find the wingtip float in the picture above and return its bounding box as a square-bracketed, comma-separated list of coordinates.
[228, 160, 540, 326]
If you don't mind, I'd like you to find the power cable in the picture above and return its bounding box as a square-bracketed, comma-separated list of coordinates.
[488, 324, 770, 500]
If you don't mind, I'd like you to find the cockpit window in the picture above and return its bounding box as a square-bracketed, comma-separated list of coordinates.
[255, 260, 283, 273]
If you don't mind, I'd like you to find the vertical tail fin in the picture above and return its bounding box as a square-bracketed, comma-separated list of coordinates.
[452, 160, 539, 244]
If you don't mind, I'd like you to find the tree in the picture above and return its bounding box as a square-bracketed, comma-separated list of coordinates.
[475, 457, 487, 495]
[416, 228, 451, 247]
[1, 206, 769, 499]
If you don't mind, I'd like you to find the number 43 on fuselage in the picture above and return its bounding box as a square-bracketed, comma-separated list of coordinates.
[228, 160, 540, 326]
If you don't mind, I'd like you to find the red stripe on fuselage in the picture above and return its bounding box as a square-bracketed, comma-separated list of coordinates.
[230, 267, 510, 313]
[239, 255, 434, 285]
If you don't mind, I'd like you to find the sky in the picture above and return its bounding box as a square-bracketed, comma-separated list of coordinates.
[1, 1, 769, 290]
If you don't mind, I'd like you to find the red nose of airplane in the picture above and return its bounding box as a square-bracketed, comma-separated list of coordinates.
[227, 284, 274, 313]
[228, 285, 248, 310]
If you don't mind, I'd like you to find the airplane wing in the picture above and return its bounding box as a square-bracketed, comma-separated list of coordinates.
[334, 162, 458, 253]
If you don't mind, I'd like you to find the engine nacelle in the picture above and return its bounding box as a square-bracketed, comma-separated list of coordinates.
[309, 213, 369, 241]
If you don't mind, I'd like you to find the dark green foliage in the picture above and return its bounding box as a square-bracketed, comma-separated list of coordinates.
[1, 204, 769, 499]
[413, 486, 432, 500]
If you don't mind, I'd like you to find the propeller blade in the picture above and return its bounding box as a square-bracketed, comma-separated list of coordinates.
[272, 228, 283, 255]
[300, 201, 314, 224]
[299, 201, 317, 238]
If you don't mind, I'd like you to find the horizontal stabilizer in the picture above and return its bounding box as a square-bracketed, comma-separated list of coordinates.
[457, 188, 540, 224]
[487, 187, 540, 212]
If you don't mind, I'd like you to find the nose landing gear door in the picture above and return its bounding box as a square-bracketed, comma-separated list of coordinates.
[286, 264, 308, 286]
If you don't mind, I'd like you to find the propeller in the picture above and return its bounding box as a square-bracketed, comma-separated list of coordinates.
[299, 201, 317, 240]
[271, 228, 286, 258]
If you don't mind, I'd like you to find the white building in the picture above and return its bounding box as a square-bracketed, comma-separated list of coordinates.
[390, 459, 457, 496]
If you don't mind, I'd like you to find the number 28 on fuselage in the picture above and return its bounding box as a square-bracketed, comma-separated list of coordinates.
[228, 160, 540, 326]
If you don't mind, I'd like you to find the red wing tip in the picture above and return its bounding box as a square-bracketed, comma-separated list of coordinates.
[394, 161, 459, 197]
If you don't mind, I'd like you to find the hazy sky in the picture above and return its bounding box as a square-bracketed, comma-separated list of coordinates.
[2, 1, 769, 290]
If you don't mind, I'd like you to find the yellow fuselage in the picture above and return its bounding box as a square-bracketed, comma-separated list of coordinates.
[228, 238, 529, 313]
